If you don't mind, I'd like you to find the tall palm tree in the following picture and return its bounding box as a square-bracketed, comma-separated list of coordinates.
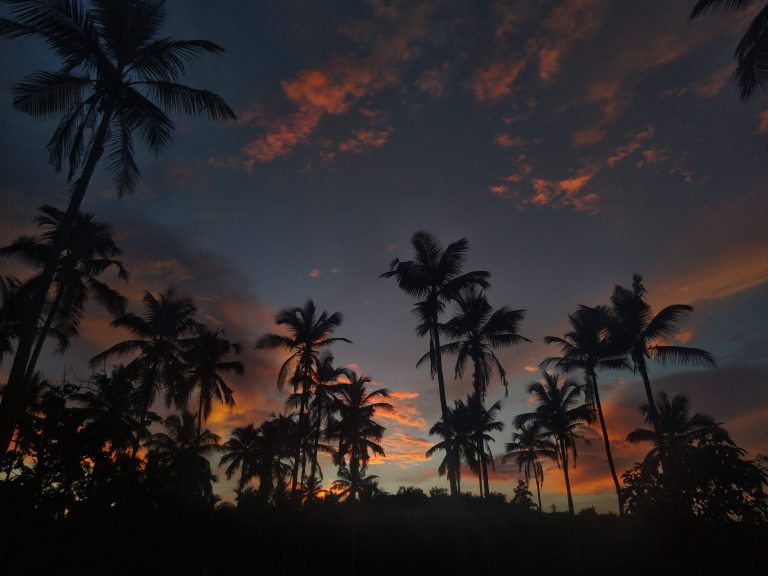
[541, 305, 628, 513]
[432, 287, 529, 399]
[609, 275, 715, 431]
[455, 393, 504, 498]
[1, 205, 128, 384]
[255, 300, 350, 492]
[255, 414, 297, 499]
[381, 231, 489, 495]
[306, 351, 345, 481]
[690, 1, 768, 100]
[503, 421, 558, 512]
[183, 326, 243, 440]
[0, 0, 235, 453]
[328, 371, 392, 500]
[220, 424, 260, 498]
[426, 415, 466, 495]
[89, 288, 200, 413]
[515, 372, 595, 516]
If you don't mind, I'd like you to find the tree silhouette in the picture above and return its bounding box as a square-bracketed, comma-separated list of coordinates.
[381, 231, 489, 494]
[515, 372, 595, 516]
[255, 300, 350, 492]
[454, 393, 503, 498]
[220, 424, 259, 499]
[503, 421, 558, 512]
[0, 0, 235, 453]
[609, 274, 715, 431]
[541, 305, 628, 512]
[690, 0, 768, 100]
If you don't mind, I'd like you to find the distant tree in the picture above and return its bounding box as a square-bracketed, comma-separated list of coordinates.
[255, 300, 349, 492]
[503, 421, 558, 512]
[690, 0, 768, 100]
[0, 0, 235, 453]
[515, 372, 595, 516]
[455, 393, 503, 498]
[220, 424, 260, 498]
[609, 274, 715, 430]
[510, 479, 535, 510]
[623, 392, 768, 523]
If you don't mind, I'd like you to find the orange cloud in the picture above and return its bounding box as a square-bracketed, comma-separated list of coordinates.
[337, 127, 393, 154]
[308, 269, 322, 279]
[607, 125, 655, 167]
[525, 162, 600, 213]
[494, 133, 524, 148]
[379, 390, 428, 430]
[489, 184, 509, 197]
[416, 63, 450, 97]
[472, 59, 525, 102]
[571, 127, 606, 147]
[372, 430, 431, 467]
[758, 110, 768, 134]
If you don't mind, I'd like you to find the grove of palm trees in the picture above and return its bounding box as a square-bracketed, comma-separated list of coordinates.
[1, 1, 766, 575]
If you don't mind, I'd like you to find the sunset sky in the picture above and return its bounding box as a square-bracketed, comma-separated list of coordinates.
[1, 0, 767, 512]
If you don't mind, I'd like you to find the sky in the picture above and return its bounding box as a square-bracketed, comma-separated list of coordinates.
[1, 0, 767, 512]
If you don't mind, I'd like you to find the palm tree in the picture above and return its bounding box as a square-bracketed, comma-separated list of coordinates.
[183, 327, 243, 440]
[0, 276, 27, 365]
[0, 0, 235, 453]
[541, 305, 628, 513]
[426, 417, 464, 495]
[1, 205, 128, 384]
[89, 288, 200, 413]
[503, 421, 558, 512]
[381, 231, 489, 495]
[456, 393, 504, 498]
[515, 372, 595, 516]
[219, 424, 260, 498]
[609, 274, 715, 431]
[433, 287, 529, 399]
[252, 414, 298, 500]
[306, 352, 346, 481]
[255, 300, 350, 492]
[328, 371, 392, 500]
[690, 1, 768, 100]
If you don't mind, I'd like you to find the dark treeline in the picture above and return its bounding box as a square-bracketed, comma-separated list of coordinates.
[1, 1, 767, 575]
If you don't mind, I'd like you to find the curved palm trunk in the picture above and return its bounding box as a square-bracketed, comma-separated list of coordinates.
[479, 438, 490, 498]
[291, 367, 309, 493]
[589, 370, 624, 515]
[0, 103, 115, 454]
[637, 357, 661, 433]
[196, 390, 205, 442]
[559, 437, 575, 516]
[23, 287, 66, 384]
[534, 470, 542, 512]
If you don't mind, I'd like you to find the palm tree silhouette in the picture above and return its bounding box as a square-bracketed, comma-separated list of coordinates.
[0, 276, 28, 366]
[1, 205, 128, 384]
[0, 0, 235, 452]
[183, 326, 243, 440]
[431, 287, 529, 399]
[220, 424, 260, 499]
[255, 300, 350, 492]
[305, 352, 346, 482]
[503, 421, 558, 512]
[690, 0, 768, 100]
[328, 370, 391, 500]
[541, 305, 628, 513]
[90, 288, 200, 413]
[609, 275, 715, 431]
[426, 414, 468, 495]
[515, 372, 595, 516]
[381, 231, 489, 494]
[453, 393, 503, 498]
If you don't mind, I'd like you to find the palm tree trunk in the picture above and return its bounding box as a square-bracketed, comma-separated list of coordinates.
[481, 444, 490, 498]
[0, 102, 116, 454]
[196, 390, 204, 442]
[590, 370, 624, 515]
[430, 307, 458, 497]
[637, 357, 661, 432]
[560, 437, 575, 516]
[534, 471, 542, 512]
[291, 369, 309, 493]
[23, 286, 66, 384]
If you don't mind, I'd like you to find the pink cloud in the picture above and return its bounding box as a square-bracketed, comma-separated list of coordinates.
[472, 59, 525, 102]
[607, 125, 655, 167]
[494, 133, 524, 148]
[309, 268, 322, 279]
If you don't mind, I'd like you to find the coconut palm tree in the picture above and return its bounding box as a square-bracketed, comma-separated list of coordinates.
[255, 300, 350, 492]
[431, 287, 529, 399]
[515, 372, 595, 516]
[183, 326, 243, 440]
[1, 205, 128, 384]
[426, 416, 464, 495]
[329, 371, 391, 500]
[503, 421, 558, 512]
[0, 276, 27, 366]
[305, 352, 346, 481]
[690, 1, 768, 100]
[220, 424, 260, 498]
[541, 305, 629, 513]
[456, 393, 504, 498]
[0, 0, 235, 453]
[89, 288, 200, 413]
[254, 414, 298, 500]
[609, 275, 715, 431]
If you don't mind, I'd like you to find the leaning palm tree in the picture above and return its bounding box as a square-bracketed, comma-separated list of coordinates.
[690, 0, 768, 100]
[328, 371, 392, 500]
[503, 421, 558, 512]
[609, 275, 715, 431]
[1, 205, 128, 384]
[220, 424, 260, 498]
[89, 288, 200, 414]
[432, 287, 529, 399]
[183, 327, 243, 440]
[515, 372, 595, 516]
[541, 305, 628, 513]
[0, 0, 235, 453]
[255, 300, 350, 492]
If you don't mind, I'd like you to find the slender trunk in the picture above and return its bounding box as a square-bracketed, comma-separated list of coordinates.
[637, 357, 661, 433]
[299, 388, 309, 488]
[590, 369, 624, 515]
[476, 439, 483, 498]
[350, 445, 359, 501]
[196, 389, 204, 442]
[560, 437, 574, 516]
[0, 103, 115, 454]
[23, 286, 66, 384]
[535, 471, 542, 513]
[480, 440, 490, 498]
[309, 418, 321, 481]
[291, 368, 308, 493]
